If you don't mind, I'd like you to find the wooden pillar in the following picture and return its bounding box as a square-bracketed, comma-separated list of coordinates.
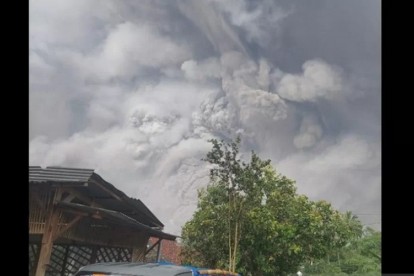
[35, 206, 60, 276]
[156, 240, 162, 262]
[89, 245, 98, 264]
[35, 188, 62, 276]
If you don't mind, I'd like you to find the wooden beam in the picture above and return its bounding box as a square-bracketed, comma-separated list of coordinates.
[31, 192, 46, 211]
[145, 238, 161, 256]
[90, 180, 122, 201]
[53, 187, 64, 204]
[60, 187, 96, 206]
[54, 215, 83, 240]
[35, 205, 61, 276]
[61, 193, 76, 203]
[57, 207, 103, 221]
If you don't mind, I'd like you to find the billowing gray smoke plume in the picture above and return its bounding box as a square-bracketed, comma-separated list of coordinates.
[30, 0, 381, 234]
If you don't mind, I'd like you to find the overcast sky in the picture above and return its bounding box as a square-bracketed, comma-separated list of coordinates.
[29, 0, 381, 235]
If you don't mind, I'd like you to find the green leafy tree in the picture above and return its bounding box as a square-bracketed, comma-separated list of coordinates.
[303, 227, 381, 275]
[181, 137, 363, 275]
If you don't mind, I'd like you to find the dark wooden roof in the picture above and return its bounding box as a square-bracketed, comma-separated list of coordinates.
[57, 202, 177, 240]
[29, 166, 165, 230]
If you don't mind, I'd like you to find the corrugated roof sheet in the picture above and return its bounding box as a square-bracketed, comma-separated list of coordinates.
[29, 166, 95, 183]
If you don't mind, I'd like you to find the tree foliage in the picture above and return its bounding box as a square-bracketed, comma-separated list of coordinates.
[181, 137, 365, 275]
[303, 227, 381, 275]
